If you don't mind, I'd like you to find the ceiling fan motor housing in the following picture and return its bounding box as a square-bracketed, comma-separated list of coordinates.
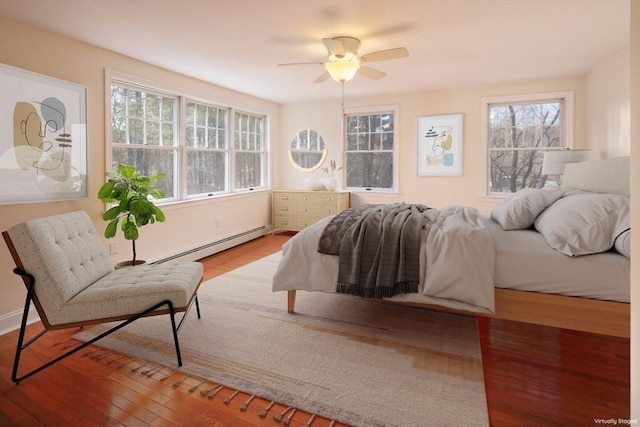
[327, 36, 361, 62]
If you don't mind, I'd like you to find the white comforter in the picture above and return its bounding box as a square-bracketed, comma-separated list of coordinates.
[272, 206, 496, 314]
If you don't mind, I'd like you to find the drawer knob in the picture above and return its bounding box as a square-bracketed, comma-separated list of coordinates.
[280, 196, 289, 200]
[303, 196, 308, 200]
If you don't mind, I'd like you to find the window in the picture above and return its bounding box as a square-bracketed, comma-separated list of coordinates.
[234, 111, 266, 190]
[481, 91, 574, 195]
[343, 106, 398, 192]
[110, 84, 178, 199]
[185, 101, 228, 197]
[108, 77, 268, 203]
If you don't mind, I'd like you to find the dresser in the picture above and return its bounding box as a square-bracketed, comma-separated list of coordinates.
[272, 190, 350, 232]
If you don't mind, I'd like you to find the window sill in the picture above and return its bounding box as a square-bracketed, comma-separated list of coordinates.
[479, 194, 509, 200]
[347, 189, 401, 196]
[159, 188, 272, 209]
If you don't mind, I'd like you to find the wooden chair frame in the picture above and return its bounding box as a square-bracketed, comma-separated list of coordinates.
[3, 228, 202, 384]
[9, 267, 201, 384]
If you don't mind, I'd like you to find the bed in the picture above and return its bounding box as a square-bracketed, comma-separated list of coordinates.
[272, 157, 631, 338]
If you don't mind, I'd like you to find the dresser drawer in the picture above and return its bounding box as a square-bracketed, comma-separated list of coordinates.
[295, 216, 324, 229]
[273, 215, 297, 230]
[274, 192, 296, 202]
[295, 193, 343, 204]
[295, 204, 340, 217]
[273, 200, 295, 214]
[272, 190, 350, 232]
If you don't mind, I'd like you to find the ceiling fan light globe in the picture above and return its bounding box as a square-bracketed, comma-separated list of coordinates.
[325, 60, 360, 82]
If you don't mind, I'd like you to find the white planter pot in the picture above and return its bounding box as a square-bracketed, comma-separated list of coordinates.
[323, 177, 339, 191]
[304, 173, 326, 190]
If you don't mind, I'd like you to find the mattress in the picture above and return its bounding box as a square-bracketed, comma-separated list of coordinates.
[272, 215, 631, 313]
[486, 220, 629, 302]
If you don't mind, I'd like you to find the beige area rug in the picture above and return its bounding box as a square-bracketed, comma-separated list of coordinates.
[76, 252, 488, 427]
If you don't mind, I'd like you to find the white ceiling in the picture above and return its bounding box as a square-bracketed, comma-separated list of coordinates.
[0, 0, 630, 104]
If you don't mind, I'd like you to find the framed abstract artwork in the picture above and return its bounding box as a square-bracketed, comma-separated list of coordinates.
[417, 113, 463, 176]
[0, 64, 88, 204]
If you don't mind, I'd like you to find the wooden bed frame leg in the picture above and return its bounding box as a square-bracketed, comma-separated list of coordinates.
[287, 290, 296, 313]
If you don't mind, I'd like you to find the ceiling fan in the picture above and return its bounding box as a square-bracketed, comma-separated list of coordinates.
[279, 36, 409, 83]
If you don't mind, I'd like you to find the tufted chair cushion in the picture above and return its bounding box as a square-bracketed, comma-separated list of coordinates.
[62, 262, 202, 324]
[6, 211, 114, 324]
[5, 211, 203, 326]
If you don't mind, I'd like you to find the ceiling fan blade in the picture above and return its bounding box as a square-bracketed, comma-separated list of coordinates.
[314, 71, 331, 83]
[278, 61, 325, 67]
[323, 38, 345, 57]
[358, 66, 387, 80]
[360, 47, 409, 63]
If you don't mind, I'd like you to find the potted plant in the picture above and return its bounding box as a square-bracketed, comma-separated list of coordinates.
[97, 164, 166, 267]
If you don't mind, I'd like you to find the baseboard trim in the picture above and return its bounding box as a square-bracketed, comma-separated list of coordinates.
[151, 225, 267, 264]
[0, 306, 40, 336]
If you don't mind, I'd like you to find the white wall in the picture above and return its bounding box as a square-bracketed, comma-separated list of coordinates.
[278, 76, 588, 215]
[586, 47, 631, 158]
[0, 17, 279, 323]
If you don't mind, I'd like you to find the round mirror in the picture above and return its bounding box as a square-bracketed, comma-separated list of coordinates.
[288, 129, 328, 172]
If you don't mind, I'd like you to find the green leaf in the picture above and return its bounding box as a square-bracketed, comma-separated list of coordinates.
[150, 173, 166, 182]
[105, 219, 119, 238]
[154, 206, 166, 222]
[97, 181, 115, 201]
[122, 218, 139, 240]
[118, 164, 136, 178]
[102, 205, 122, 220]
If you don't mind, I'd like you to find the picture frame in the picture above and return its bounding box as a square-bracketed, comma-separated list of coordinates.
[0, 63, 88, 204]
[417, 113, 463, 176]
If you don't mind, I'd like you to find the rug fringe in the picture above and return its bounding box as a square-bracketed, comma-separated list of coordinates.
[73, 339, 336, 427]
[259, 400, 275, 418]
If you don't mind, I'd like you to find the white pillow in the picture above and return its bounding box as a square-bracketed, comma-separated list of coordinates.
[534, 193, 630, 256]
[491, 188, 565, 230]
[614, 229, 631, 258]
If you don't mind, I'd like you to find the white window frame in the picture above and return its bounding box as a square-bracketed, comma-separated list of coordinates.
[339, 105, 400, 193]
[233, 110, 268, 191]
[480, 91, 574, 197]
[105, 69, 270, 205]
[107, 78, 180, 203]
[184, 99, 231, 199]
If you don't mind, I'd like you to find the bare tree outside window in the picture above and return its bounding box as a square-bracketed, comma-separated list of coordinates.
[109, 80, 268, 203]
[110, 84, 178, 199]
[234, 112, 266, 190]
[486, 93, 572, 195]
[185, 101, 228, 196]
[344, 110, 396, 191]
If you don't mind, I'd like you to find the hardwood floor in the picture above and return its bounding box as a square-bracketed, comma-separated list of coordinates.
[0, 232, 630, 426]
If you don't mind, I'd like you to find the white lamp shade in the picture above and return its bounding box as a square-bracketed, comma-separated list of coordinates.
[325, 60, 360, 82]
[541, 150, 592, 175]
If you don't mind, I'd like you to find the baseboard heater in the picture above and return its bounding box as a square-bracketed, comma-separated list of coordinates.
[151, 225, 267, 264]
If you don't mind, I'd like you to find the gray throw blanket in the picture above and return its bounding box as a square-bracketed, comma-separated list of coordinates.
[318, 203, 431, 298]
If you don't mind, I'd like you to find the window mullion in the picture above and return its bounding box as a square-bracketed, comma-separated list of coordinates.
[229, 108, 235, 193]
[178, 96, 187, 201]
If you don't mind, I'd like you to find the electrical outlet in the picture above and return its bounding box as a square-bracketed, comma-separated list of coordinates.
[109, 242, 118, 255]
[215, 219, 221, 228]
